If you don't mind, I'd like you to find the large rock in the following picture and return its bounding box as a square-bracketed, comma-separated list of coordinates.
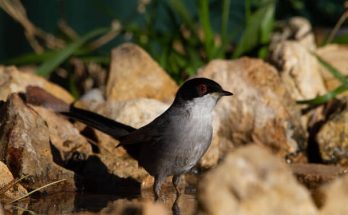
[0, 94, 76, 191]
[199, 58, 306, 160]
[0, 66, 73, 103]
[197, 145, 318, 215]
[320, 174, 348, 215]
[316, 97, 348, 165]
[0, 161, 27, 201]
[270, 41, 326, 101]
[106, 43, 178, 102]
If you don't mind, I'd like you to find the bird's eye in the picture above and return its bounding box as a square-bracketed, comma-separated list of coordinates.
[197, 84, 208, 96]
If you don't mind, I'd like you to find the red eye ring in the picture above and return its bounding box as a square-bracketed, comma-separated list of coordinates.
[198, 84, 208, 96]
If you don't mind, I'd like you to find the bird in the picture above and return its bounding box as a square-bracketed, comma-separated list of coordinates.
[62, 77, 233, 199]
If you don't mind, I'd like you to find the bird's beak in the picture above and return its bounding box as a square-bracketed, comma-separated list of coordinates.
[220, 90, 233, 96]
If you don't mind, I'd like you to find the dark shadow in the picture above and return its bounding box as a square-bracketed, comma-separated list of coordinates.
[77, 155, 141, 195]
[307, 121, 324, 163]
[49, 142, 141, 212]
[80, 126, 100, 153]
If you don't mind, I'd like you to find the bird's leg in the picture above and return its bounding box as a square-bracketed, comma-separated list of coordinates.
[172, 175, 182, 197]
[154, 175, 165, 201]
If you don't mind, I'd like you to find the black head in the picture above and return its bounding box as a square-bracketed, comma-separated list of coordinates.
[175, 78, 233, 101]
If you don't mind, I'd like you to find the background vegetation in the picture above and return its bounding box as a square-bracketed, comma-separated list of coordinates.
[0, 0, 346, 98]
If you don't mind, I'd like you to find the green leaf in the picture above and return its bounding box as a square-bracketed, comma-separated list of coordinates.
[198, 0, 214, 60]
[233, 1, 275, 58]
[221, 0, 231, 49]
[2, 52, 56, 65]
[168, 0, 196, 33]
[332, 33, 348, 44]
[36, 28, 110, 78]
[297, 84, 348, 105]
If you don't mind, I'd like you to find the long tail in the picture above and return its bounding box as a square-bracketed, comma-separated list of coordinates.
[62, 105, 136, 139]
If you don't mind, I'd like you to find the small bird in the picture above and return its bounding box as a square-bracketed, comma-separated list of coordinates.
[63, 78, 232, 199]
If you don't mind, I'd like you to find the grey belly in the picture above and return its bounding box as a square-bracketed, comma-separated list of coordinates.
[140, 126, 213, 177]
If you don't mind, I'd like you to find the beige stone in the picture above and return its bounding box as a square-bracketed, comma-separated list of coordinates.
[317, 45, 348, 93]
[197, 145, 318, 215]
[0, 66, 73, 103]
[106, 43, 178, 102]
[0, 161, 27, 200]
[199, 58, 306, 159]
[270, 41, 326, 101]
[320, 174, 348, 215]
[0, 94, 76, 191]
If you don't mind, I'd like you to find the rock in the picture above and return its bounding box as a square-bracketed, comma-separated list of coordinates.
[0, 94, 76, 191]
[316, 97, 348, 165]
[271, 17, 316, 51]
[106, 43, 178, 102]
[291, 163, 347, 208]
[197, 145, 318, 215]
[80, 88, 105, 103]
[270, 41, 326, 101]
[316, 45, 348, 93]
[0, 161, 27, 201]
[30, 105, 92, 164]
[0, 66, 73, 103]
[291, 163, 347, 190]
[320, 174, 348, 215]
[199, 58, 306, 160]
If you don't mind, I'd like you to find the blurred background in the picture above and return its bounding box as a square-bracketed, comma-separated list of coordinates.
[0, 0, 346, 96]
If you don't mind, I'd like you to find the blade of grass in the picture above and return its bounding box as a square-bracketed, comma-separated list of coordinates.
[0, 175, 29, 195]
[8, 179, 66, 204]
[297, 84, 348, 105]
[258, 1, 274, 58]
[221, 0, 231, 50]
[1, 52, 56, 65]
[36, 28, 110, 78]
[245, 0, 251, 22]
[233, 1, 275, 58]
[198, 0, 214, 60]
[314, 53, 348, 86]
[168, 0, 196, 33]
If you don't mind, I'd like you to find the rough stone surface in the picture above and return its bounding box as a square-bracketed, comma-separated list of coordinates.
[316, 97, 348, 165]
[106, 43, 178, 102]
[0, 94, 76, 191]
[317, 45, 348, 92]
[0, 66, 73, 103]
[270, 41, 327, 101]
[198, 58, 306, 159]
[197, 145, 318, 215]
[320, 174, 348, 215]
[291, 163, 347, 190]
[30, 105, 93, 164]
[0, 161, 27, 201]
